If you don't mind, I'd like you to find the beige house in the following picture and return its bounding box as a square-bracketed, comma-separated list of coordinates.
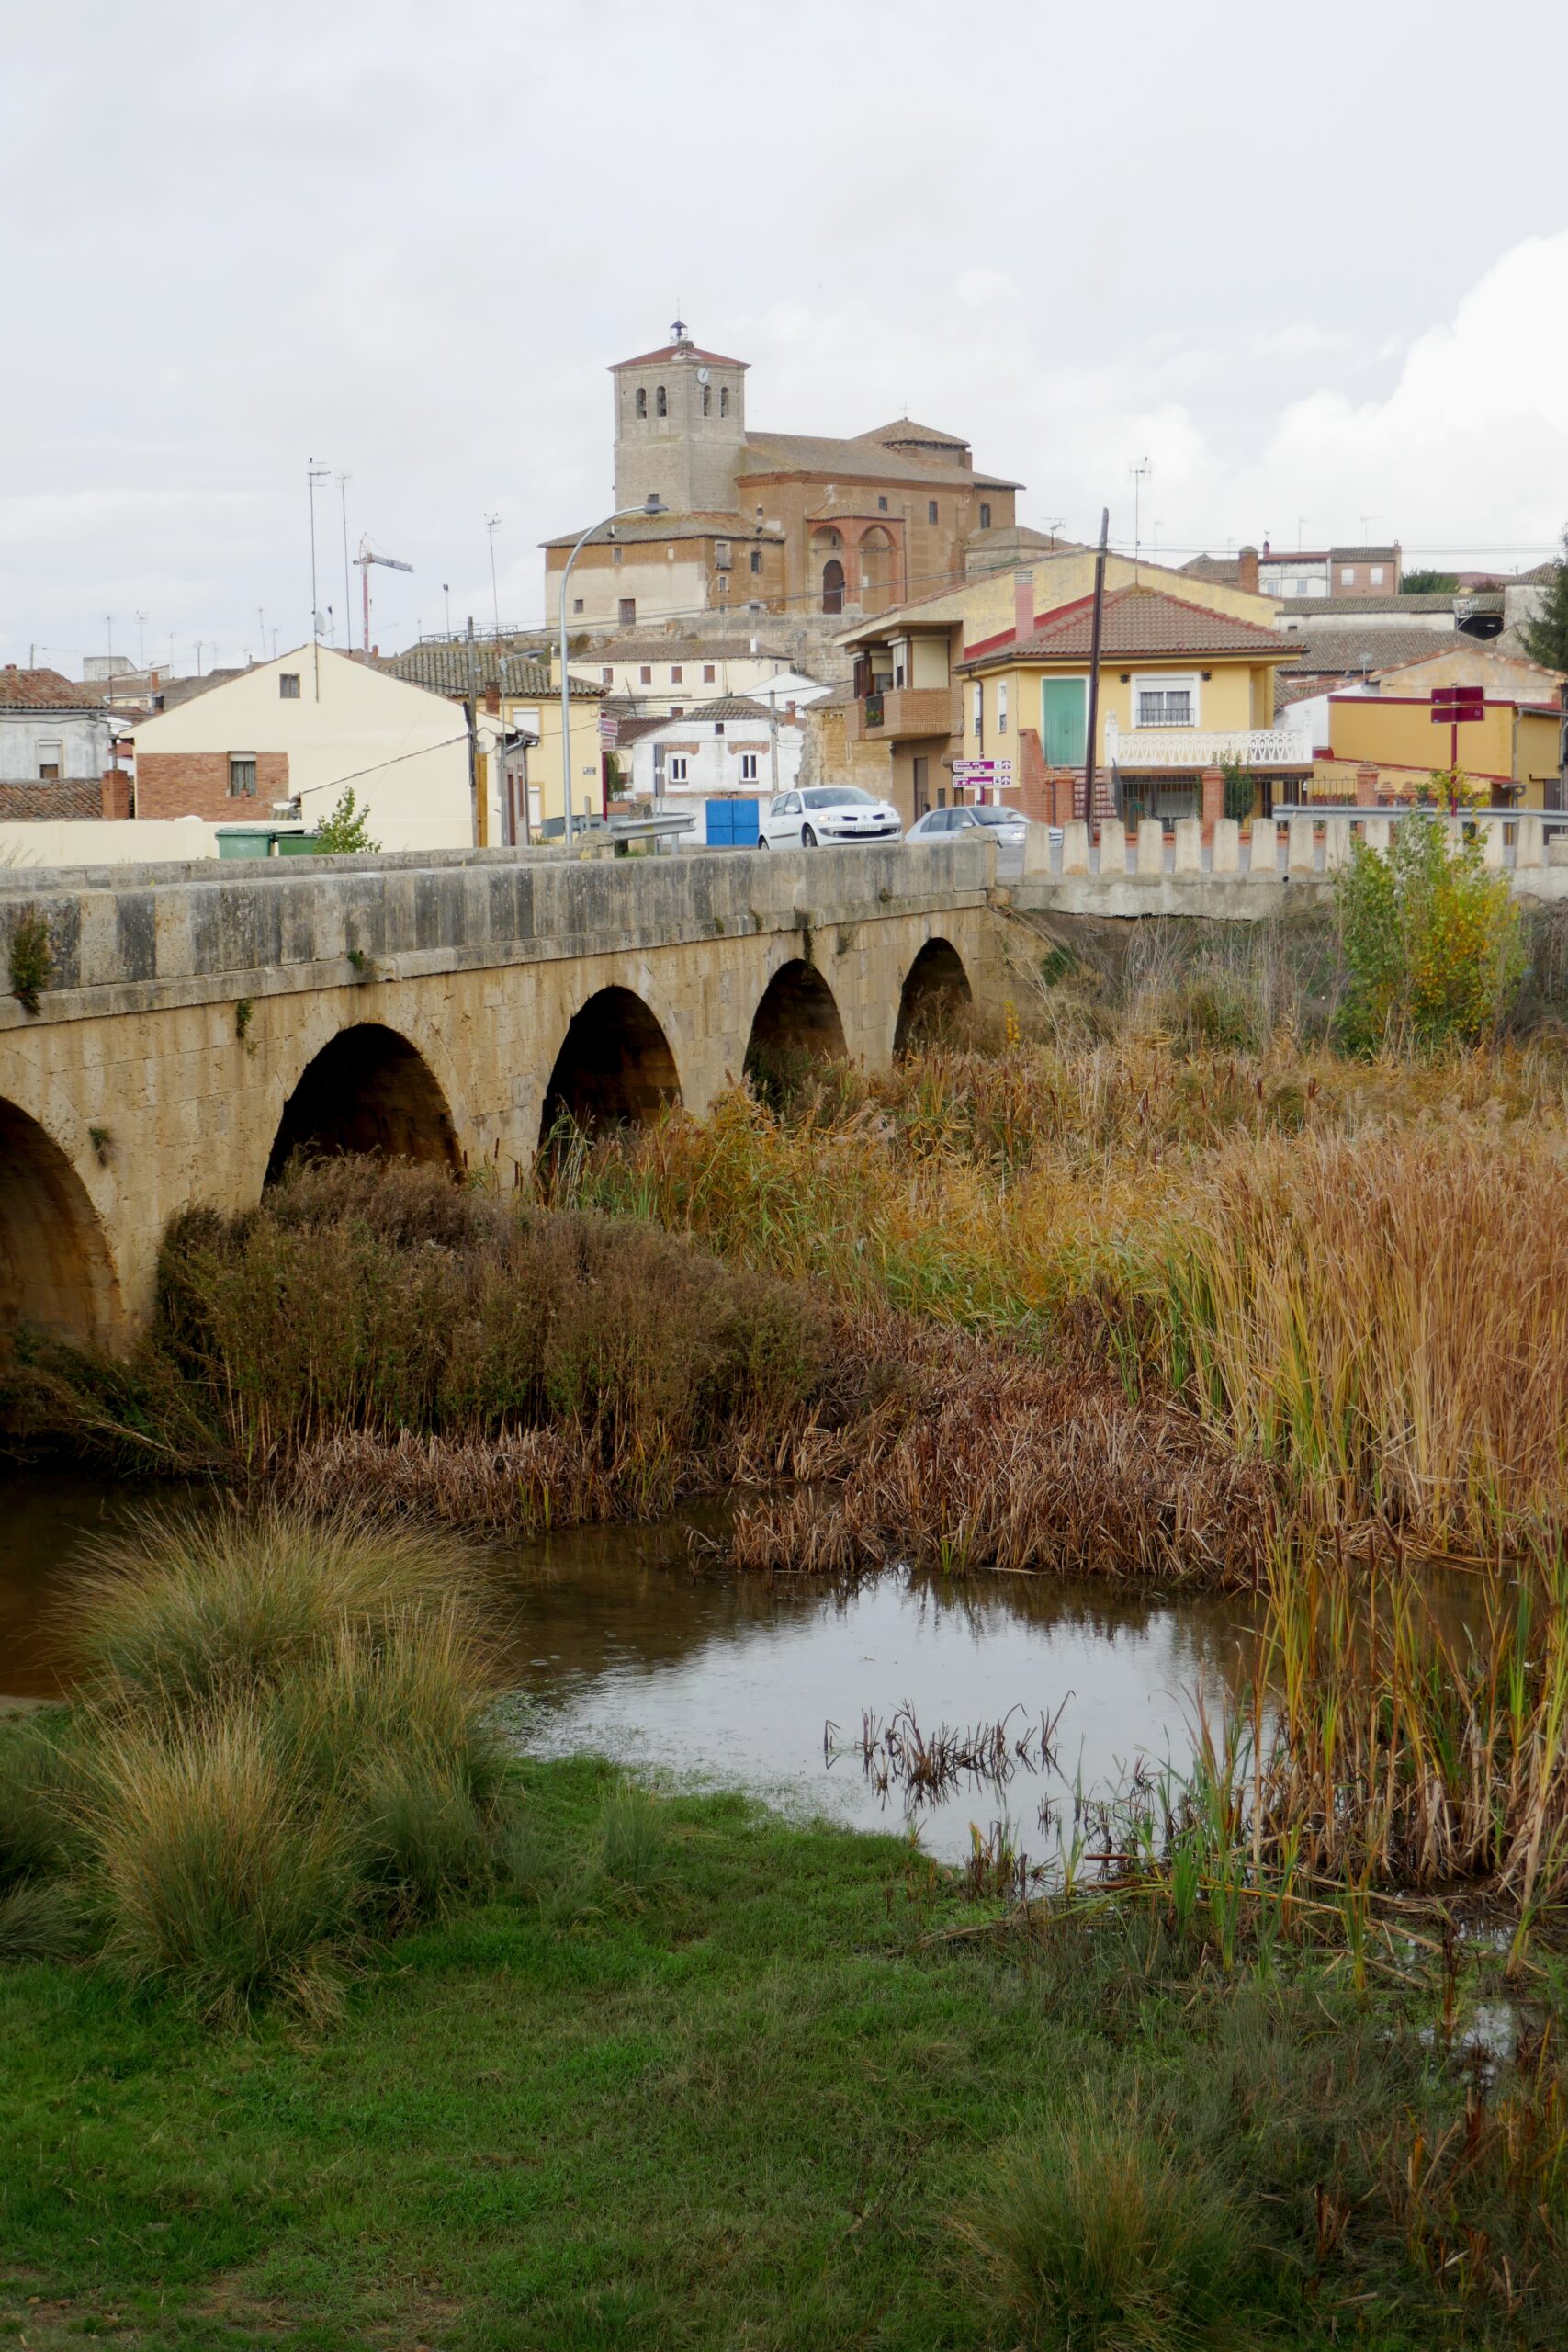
[131, 647, 477, 850]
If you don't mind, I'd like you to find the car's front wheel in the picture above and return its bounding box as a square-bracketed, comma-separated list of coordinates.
[802, 825, 818, 847]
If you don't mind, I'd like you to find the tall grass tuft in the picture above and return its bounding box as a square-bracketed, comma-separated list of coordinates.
[955, 2113, 1250, 2351]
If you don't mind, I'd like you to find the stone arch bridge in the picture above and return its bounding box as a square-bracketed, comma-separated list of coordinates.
[0, 840, 998, 1343]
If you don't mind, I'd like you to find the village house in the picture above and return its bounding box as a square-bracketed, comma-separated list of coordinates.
[832, 547, 1299, 827]
[1184, 542, 1404, 599]
[130, 646, 479, 850]
[568, 635, 824, 721]
[542, 321, 1021, 633]
[626, 696, 804, 808]
[377, 641, 606, 842]
[1307, 641, 1565, 808]
[0, 668, 121, 820]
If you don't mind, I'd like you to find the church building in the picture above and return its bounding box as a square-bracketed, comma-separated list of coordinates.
[542, 322, 1021, 635]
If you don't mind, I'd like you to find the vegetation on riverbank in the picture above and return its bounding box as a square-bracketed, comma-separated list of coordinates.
[6, 1746, 1568, 2350]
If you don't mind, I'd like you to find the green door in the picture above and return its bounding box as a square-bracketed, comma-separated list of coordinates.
[1042, 677, 1087, 767]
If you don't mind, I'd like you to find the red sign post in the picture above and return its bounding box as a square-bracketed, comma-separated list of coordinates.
[1430, 684, 1485, 786]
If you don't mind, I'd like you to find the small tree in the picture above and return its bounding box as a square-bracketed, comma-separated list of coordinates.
[1219, 757, 1255, 824]
[311, 788, 380, 855]
[1522, 526, 1568, 673]
[1400, 568, 1460, 594]
[1334, 808, 1524, 1057]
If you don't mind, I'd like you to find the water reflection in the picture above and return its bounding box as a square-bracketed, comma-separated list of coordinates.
[1, 1475, 1262, 1860]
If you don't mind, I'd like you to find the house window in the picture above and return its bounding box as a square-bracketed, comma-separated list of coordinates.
[613, 546, 623, 565]
[573, 598, 583, 615]
[1340, 566, 1355, 586]
[997, 682, 1009, 735]
[229, 752, 257, 797]
[971, 683, 983, 738]
[671, 666, 683, 684]
[715, 540, 732, 569]
[668, 754, 688, 783]
[703, 664, 716, 684]
[928, 501, 938, 525]
[670, 705, 684, 717]
[601, 667, 613, 686]
[740, 752, 759, 781]
[639, 666, 653, 685]
[1370, 565, 1386, 586]
[877, 494, 888, 512]
[1133, 673, 1198, 728]
[656, 385, 667, 417]
[279, 673, 300, 698]
[979, 503, 992, 528]
[636, 388, 647, 418]
[36, 739, 62, 780]
[619, 599, 636, 627]
[750, 549, 761, 574]
[719, 386, 729, 416]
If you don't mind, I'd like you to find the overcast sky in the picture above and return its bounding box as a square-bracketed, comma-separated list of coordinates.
[5, 0, 1567, 678]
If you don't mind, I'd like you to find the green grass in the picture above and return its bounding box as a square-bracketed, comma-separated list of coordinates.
[3, 1756, 1562, 2352]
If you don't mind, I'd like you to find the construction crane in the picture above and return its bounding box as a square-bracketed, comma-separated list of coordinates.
[353, 537, 413, 657]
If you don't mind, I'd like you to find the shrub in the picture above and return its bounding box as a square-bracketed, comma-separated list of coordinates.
[0, 1713, 84, 1890]
[956, 2114, 1250, 2351]
[8, 910, 54, 1014]
[1219, 759, 1255, 826]
[598, 1783, 666, 1891]
[311, 786, 379, 854]
[1334, 808, 1524, 1055]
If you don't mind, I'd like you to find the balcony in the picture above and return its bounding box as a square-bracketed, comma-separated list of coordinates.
[1104, 717, 1314, 771]
[845, 684, 959, 743]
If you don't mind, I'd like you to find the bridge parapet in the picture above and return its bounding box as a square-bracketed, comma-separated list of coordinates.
[0, 840, 994, 1030]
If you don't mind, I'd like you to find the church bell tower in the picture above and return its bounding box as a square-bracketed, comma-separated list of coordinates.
[611, 320, 748, 515]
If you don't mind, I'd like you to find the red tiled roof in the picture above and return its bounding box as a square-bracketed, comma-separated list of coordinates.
[0, 665, 103, 710]
[611, 344, 748, 369]
[961, 587, 1292, 668]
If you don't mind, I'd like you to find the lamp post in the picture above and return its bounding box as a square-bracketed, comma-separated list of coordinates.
[558, 497, 664, 844]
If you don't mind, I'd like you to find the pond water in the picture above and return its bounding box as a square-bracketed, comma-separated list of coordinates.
[0, 1474, 1262, 1865]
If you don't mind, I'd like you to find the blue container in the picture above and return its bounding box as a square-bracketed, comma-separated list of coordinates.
[704, 797, 761, 849]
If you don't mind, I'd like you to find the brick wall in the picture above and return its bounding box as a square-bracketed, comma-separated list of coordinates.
[137, 751, 289, 822]
[0, 779, 103, 821]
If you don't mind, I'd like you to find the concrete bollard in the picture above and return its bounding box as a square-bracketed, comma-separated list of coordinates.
[1363, 817, 1392, 855]
[1060, 820, 1090, 876]
[1288, 816, 1315, 876]
[1212, 817, 1240, 874]
[1136, 818, 1164, 876]
[1482, 815, 1506, 871]
[1324, 817, 1351, 871]
[1517, 812, 1544, 869]
[1022, 820, 1055, 876]
[1248, 817, 1280, 876]
[1172, 816, 1202, 874]
[1098, 823, 1131, 876]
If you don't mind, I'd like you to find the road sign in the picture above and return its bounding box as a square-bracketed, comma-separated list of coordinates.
[953, 758, 1013, 786]
[1430, 687, 1484, 724]
[598, 712, 620, 747]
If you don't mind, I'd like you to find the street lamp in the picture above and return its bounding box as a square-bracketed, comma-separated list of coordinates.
[558, 496, 664, 844]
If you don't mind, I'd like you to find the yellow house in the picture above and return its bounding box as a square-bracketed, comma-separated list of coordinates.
[835, 549, 1296, 824]
[1320, 645, 1564, 809]
[956, 585, 1304, 824]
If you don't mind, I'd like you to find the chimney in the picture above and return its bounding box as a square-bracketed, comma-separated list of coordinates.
[1237, 545, 1259, 594]
[1013, 569, 1034, 643]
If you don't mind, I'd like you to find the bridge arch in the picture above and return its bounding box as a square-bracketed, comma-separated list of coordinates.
[0, 1098, 120, 1340]
[895, 936, 973, 1055]
[539, 985, 682, 1139]
[265, 1022, 461, 1185]
[744, 956, 848, 1098]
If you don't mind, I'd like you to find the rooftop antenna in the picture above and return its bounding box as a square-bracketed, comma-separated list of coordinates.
[485, 514, 502, 639]
[1130, 458, 1152, 569]
[307, 460, 330, 697]
[134, 612, 147, 671]
[338, 474, 354, 659]
[355, 537, 414, 657]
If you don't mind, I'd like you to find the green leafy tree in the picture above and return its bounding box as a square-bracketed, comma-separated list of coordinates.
[1219, 758, 1255, 824]
[1400, 568, 1460, 594]
[311, 788, 380, 855]
[1523, 527, 1568, 673]
[1334, 808, 1524, 1057]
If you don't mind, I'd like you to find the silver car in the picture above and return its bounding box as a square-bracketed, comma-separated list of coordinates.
[759, 786, 902, 848]
[906, 803, 1028, 847]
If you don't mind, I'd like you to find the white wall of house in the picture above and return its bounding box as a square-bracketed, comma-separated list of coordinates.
[132, 645, 474, 849]
[570, 650, 827, 718]
[630, 716, 803, 801]
[0, 818, 217, 865]
[0, 710, 111, 783]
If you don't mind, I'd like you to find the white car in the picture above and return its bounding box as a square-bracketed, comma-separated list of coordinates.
[905, 803, 1029, 848]
[759, 785, 902, 848]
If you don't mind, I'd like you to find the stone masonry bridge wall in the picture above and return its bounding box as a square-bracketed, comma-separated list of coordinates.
[0, 841, 998, 1342]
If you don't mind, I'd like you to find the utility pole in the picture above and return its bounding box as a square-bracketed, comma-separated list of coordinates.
[464, 616, 480, 847]
[338, 476, 355, 661]
[307, 460, 330, 698]
[1130, 460, 1151, 569]
[1082, 507, 1110, 828]
[135, 612, 147, 672]
[485, 514, 502, 640]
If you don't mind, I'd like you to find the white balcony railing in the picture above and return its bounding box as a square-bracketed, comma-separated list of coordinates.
[1104, 718, 1314, 771]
